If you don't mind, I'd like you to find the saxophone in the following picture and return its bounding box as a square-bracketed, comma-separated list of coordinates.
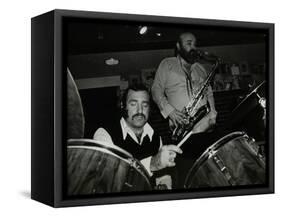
[172, 57, 219, 142]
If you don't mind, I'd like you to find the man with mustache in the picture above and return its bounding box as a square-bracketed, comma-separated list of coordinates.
[93, 84, 182, 188]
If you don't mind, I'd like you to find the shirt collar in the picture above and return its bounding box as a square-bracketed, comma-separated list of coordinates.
[120, 117, 154, 145]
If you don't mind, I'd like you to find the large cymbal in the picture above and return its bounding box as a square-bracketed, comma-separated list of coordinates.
[67, 68, 85, 139]
[224, 81, 266, 140]
[232, 81, 265, 113]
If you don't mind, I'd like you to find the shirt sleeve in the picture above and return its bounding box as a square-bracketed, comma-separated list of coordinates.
[151, 59, 175, 118]
[93, 127, 115, 146]
[140, 157, 153, 176]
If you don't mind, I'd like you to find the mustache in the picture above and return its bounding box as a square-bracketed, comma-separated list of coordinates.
[132, 113, 146, 119]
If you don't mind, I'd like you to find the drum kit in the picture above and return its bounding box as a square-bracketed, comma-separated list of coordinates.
[67, 68, 266, 195]
[184, 81, 266, 189]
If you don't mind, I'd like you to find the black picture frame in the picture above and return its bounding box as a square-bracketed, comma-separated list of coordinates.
[31, 9, 274, 207]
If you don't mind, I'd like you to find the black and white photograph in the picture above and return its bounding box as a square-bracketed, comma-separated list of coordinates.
[64, 13, 272, 199]
[2, 0, 281, 214]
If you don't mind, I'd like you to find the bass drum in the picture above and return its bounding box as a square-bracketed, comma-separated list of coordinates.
[184, 132, 266, 189]
[67, 139, 152, 195]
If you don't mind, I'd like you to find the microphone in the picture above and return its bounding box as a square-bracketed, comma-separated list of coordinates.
[189, 49, 220, 63]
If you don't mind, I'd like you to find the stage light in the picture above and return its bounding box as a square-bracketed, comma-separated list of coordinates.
[139, 26, 148, 35]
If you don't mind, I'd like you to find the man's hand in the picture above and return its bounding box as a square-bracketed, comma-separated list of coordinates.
[168, 109, 186, 127]
[150, 145, 183, 171]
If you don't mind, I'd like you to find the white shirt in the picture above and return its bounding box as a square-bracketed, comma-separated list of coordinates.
[93, 118, 162, 176]
[120, 117, 154, 144]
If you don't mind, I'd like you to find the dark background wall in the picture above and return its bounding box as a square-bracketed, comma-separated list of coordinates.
[68, 43, 265, 80]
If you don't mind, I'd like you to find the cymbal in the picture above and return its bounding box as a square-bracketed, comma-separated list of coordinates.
[232, 81, 265, 113]
[67, 68, 85, 139]
[221, 81, 266, 135]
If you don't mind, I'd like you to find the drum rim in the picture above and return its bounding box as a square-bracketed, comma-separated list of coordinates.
[68, 138, 133, 159]
[68, 145, 131, 163]
[184, 131, 247, 188]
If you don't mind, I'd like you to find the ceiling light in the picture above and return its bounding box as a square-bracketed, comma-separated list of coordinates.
[105, 58, 119, 65]
[139, 26, 148, 35]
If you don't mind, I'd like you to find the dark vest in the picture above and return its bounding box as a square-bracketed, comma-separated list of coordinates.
[103, 120, 161, 161]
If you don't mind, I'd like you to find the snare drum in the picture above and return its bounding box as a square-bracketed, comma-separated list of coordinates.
[67, 139, 152, 195]
[184, 132, 266, 188]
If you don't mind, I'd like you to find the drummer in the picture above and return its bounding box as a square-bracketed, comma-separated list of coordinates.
[93, 84, 182, 189]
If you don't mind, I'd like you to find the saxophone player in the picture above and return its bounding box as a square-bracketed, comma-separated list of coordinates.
[152, 32, 218, 188]
[151, 32, 217, 137]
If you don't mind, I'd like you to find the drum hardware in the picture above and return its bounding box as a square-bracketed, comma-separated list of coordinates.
[245, 136, 265, 163]
[128, 158, 152, 180]
[258, 96, 266, 109]
[128, 158, 141, 170]
[254, 86, 266, 124]
[258, 96, 266, 123]
[206, 148, 218, 159]
[128, 158, 135, 167]
[257, 146, 265, 161]
[212, 154, 236, 185]
[205, 142, 236, 185]
[246, 135, 255, 143]
[124, 182, 133, 188]
[255, 142, 266, 163]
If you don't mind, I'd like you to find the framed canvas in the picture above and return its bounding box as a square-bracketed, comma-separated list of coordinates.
[31, 9, 274, 207]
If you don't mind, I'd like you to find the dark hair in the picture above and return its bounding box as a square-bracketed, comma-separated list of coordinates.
[121, 83, 150, 117]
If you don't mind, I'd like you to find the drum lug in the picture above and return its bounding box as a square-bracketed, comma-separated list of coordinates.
[128, 159, 137, 168]
[247, 136, 256, 144]
[207, 148, 217, 159]
[124, 182, 133, 188]
[212, 155, 236, 185]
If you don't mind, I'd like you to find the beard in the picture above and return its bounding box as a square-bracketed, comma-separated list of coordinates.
[178, 47, 199, 64]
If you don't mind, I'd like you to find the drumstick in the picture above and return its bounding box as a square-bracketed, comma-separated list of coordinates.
[177, 131, 193, 148]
